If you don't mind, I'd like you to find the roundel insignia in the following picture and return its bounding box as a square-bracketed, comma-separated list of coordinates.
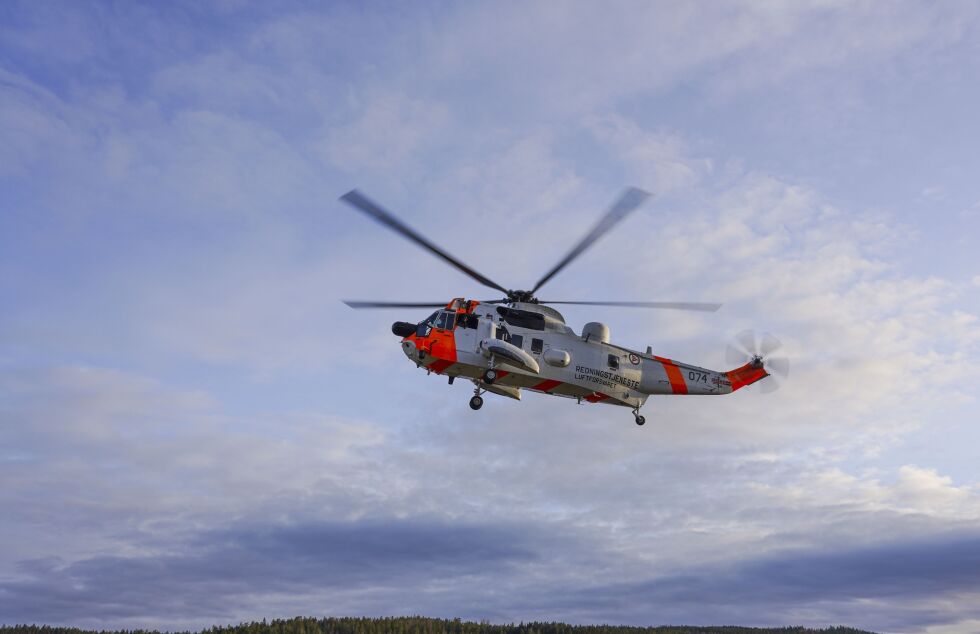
[628, 353, 640, 365]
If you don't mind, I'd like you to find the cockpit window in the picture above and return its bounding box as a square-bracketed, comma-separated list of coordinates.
[417, 311, 440, 337]
[433, 311, 456, 330]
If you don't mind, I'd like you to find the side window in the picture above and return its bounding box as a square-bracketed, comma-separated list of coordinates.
[608, 354, 619, 370]
[510, 334, 524, 349]
[432, 311, 457, 330]
[531, 338, 543, 354]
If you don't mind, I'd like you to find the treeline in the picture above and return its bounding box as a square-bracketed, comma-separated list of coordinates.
[0, 618, 878, 634]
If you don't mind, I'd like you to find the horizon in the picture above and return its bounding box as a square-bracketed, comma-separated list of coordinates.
[0, 617, 879, 633]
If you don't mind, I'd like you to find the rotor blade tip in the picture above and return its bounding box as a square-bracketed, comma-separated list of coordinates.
[627, 186, 652, 198]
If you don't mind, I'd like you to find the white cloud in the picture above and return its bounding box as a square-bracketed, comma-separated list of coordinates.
[587, 114, 708, 193]
[924, 618, 980, 634]
[319, 91, 451, 173]
[0, 364, 388, 561]
[0, 68, 80, 177]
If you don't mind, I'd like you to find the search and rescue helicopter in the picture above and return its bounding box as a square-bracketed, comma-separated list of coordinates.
[340, 187, 788, 425]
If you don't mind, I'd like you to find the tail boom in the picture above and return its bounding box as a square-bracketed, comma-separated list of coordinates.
[726, 361, 769, 391]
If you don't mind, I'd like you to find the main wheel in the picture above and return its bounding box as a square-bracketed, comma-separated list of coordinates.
[635, 415, 646, 426]
[469, 395, 484, 410]
[483, 369, 497, 385]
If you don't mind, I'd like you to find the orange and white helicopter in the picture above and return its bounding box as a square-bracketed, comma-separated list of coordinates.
[341, 188, 788, 425]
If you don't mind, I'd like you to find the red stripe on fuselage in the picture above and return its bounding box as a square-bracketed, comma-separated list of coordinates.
[531, 379, 562, 393]
[428, 359, 454, 374]
[653, 355, 688, 395]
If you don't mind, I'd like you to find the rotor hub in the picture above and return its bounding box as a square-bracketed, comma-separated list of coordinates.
[506, 290, 538, 304]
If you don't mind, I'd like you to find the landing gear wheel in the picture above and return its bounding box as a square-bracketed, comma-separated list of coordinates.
[469, 395, 484, 410]
[483, 369, 497, 385]
[635, 415, 646, 426]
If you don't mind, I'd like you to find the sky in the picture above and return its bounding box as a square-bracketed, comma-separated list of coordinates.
[2, 1, 980, 633]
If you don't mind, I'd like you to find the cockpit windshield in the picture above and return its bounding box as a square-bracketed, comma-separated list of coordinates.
[418, 310, 456, 336]
[416, 311, 440, 337]
[435, 311, 456, 330]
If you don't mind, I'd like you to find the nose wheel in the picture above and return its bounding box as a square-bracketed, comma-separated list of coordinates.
[633, 407, 645, 426]
[470, 384, 485, 411]
[482, 368, 497, 385]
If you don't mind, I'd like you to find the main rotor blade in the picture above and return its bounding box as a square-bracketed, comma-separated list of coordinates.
[539, 300, 722, 312]
[531, 187, 650, 294]
[339, 190, 509, 294]
[344, 300, 449, 309]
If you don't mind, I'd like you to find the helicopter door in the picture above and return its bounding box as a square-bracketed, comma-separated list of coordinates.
[450, 312, 482, 362]
[480, 316, 496, 341]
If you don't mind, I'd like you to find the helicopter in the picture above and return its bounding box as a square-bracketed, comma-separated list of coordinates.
[340, 187, 788, 425]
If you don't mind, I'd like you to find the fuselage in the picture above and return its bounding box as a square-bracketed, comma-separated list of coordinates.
[396, 298, 767, 409]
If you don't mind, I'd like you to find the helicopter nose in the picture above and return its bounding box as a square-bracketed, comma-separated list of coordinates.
[391, 321, 416, 337]
[401, 339, 419, 361]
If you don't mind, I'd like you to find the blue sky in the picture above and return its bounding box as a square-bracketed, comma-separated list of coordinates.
[2, 2, 980, 633]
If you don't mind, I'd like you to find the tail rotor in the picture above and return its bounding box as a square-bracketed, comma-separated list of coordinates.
[727, 330, 790, 393]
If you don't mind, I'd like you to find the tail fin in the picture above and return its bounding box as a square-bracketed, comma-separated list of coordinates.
[726, 361, 769, 391]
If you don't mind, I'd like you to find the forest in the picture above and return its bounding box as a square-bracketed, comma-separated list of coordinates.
[0, 617, 878, 634]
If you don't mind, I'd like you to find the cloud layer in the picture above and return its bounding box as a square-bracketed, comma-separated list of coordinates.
[2, 2, 980, 633]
